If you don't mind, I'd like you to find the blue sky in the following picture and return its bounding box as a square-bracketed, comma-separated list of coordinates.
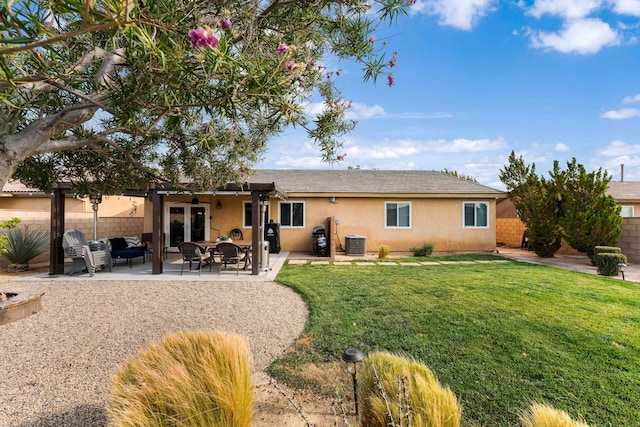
[255, 0, 640, 190]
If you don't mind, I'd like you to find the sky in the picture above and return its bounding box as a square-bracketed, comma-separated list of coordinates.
[255, 0, 640, 190]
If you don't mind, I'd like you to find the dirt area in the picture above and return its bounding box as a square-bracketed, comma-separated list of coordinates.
[0, 264, 347, 426]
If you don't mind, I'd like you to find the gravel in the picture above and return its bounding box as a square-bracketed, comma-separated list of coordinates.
[0, 279, 308, 427]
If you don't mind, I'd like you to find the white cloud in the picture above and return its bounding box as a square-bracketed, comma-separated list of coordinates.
[601, 108, 640, 119]
[622, 93, 640, 103]
[306, 102, 453, 120]
[411, 0, 496, 31]
[596, 140, 640, 156]
[530, 18, 621, 54]
[610, 0, 640, 16]
[528, 0, 604, 19]
[555, 143, 570, 151]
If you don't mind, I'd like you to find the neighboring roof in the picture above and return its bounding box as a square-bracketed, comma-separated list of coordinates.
[607, 181, 640, 202]
[249, 170, 506, 197]
[1, 180, 45, 196]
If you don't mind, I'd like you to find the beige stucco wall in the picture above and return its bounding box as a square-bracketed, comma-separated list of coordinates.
[153, 195, 499, 254]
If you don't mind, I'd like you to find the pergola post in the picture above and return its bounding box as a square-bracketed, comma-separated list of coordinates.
[152, 190, 163, 274]
[49, 189, 65, 275]
[251, 190, 260, 275]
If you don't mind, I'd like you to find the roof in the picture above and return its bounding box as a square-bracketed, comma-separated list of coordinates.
[248, 170, 506, 197]
[607, 181, 640, 201]
[1, 180, 45, 196]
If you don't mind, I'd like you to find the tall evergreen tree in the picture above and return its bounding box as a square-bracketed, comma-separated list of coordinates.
[550, 158, 622, 262]
[499, 151, 562, 257]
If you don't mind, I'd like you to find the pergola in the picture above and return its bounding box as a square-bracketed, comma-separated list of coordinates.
[49, 181, 287, 276]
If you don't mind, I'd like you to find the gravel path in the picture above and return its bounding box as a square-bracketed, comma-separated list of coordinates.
[0, 279, 308, 427]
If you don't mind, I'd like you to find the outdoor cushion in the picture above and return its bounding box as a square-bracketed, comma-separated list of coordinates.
[109, 237, 146, 267]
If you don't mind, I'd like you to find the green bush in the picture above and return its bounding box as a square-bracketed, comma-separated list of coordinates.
[591, 246, 621, 265]
[520, 402, 590, 427]
[0, 217, 22, 255]
[4, 226, 49, 265]
[108, 330, 253, 427]
[595, 252, 627, 276]
[378, 244, 389, 259]
[359, 352, 462, 427]
[410, 243, 434, 257]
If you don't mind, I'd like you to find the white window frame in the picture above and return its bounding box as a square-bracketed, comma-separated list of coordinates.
[242, 201, 270, 228]
[279, 201, 305, 228]
[385, 201, 412, 229]
[463, 201, 489, 228]
[620, 206, 634, 218]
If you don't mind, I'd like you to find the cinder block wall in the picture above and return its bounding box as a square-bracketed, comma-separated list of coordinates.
[496, 218, 526, 248]
[617, 218, 640, 263]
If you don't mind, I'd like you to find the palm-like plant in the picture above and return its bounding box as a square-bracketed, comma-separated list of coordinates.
[5, 226, 49, 265]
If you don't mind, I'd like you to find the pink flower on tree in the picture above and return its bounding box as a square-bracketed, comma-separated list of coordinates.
[189, 26, 219, 49]
[277, 42, 289, 55]
[219, 18, 231, 31]
[389, 54, 397, 68]
[286, 61, 296, 71]
[387, 73, 394, 87]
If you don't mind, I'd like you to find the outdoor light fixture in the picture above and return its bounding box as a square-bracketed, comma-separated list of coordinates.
[191, 196, 199, 205]
[89, 194, 102, 240]
[330, 196, 338, 204]
[216, 200, 222, 210]
[618, 263, 627, 281]
[342, 348, 364, 420]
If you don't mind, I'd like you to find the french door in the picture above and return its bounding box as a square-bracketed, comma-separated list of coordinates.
[165, 203, 210, 251]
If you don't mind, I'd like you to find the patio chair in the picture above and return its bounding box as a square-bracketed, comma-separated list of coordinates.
[62, 229, 112, 276]
[217, 242, 247, 276]
[177, 242, 212, 275]
[229, 228, 244, 241]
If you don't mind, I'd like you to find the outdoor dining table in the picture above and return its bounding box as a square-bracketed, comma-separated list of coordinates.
[197, 240, 252, 270]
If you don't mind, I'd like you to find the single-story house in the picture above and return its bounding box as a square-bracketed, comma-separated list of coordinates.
[47, 170, 506, 275]
[496, 180, 640, 262]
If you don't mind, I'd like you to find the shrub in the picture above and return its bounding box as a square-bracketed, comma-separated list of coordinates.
[0, 217, 22, 255]
[410, 243, 434, 257]
[359, 352, 462, 427]
[519, 402, 590, 427]
[595, 252, 627, 276]
[591, 246, 621, 265]
[378, 244, 389, 259]
[4, 226, 49, 265]
[107, 330, 253, 427]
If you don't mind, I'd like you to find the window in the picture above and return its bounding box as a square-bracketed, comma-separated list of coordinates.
[385, 202, 411, 228]
[243, 202, 269, 228]
[463, 202, 488, 228]
[620, 206, 634, 218]
[280, 201, 305, 227]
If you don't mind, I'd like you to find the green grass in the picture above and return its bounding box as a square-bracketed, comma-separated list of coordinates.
[269, 256, 640, 427]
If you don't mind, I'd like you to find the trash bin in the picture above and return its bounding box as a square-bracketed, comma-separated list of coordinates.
[265, 222, 281, 253]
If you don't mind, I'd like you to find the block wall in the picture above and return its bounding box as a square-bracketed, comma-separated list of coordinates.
[617, 218, 640, 263]
[496, 218, 526, 248]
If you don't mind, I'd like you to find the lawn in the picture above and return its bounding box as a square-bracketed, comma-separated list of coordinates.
[269, 256, 640, 426]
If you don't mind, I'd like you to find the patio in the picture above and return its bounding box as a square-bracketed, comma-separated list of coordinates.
[22, 251, 289, 282]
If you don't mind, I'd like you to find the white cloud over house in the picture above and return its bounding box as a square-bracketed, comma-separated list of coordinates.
[410, 0, 496, 31]
[529, 18, 621, 54]
[601, 108, 640, 119]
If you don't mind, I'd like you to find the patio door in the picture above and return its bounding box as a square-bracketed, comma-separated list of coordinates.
[165, 203, 210, 251]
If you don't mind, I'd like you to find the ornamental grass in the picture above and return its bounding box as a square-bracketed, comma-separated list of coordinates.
[107, 330, 253, 427]
[359, 351, 462, 427]
[519, 403, 590, 427]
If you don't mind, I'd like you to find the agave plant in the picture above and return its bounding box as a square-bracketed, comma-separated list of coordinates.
[4, 226, 49, 265]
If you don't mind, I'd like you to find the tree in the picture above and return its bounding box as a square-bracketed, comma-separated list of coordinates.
[499, 151, 562, 257]
[550, 158, 621, 262]
[439, 168, 478, 183]
[0, 0, 408, 196]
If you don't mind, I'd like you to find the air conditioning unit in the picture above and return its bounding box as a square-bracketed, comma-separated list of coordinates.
[345, 235, 366, 256]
